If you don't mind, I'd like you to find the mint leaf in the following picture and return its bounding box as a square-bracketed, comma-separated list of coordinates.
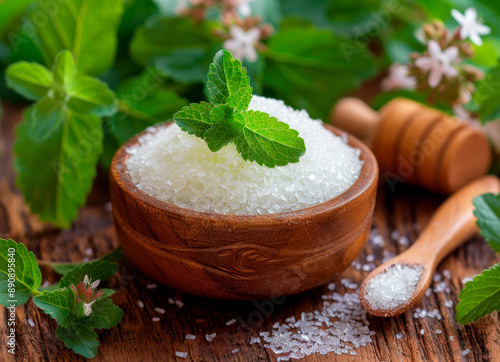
[48, 247, 124, 276]
[203, 104, 239, 152]
[234, 110, 306, 167]
[5, 61, 53, 101]
[130, 17, 220, 83]
[56, 320, 99, 359]
[59, 261, 118, 289]
[19, 0, 124, 75]
[174, 102, 215, 139]
[84, 297, 123, 329]
[207, 50, 252, 111]
[456, 263, 500, 324]
[0, 239, 42, 306]
[473, 193, 500, 254]
[33, 288, 75, 325]
[14, 102, 103, 228]
[471, 62, 500, 124]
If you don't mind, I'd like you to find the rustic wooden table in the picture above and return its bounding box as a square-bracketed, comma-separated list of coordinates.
[1, 102, 499, 361]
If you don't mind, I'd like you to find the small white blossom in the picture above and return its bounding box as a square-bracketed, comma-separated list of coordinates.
[237, 0, 252, 17]
[451, 7, 490, 46]
[223, 25, 260, 62]
[83, 275, 90, 287]
[84, 300, 96, 316]
[381, 64, 416, 91]
[415, 40, 458, 88]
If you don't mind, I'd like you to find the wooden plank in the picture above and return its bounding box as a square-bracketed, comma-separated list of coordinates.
[0, 102, 499, 361]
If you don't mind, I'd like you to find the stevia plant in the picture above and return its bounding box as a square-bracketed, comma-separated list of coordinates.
[0, 239, 124, 358]
[174, 49, 306, 168]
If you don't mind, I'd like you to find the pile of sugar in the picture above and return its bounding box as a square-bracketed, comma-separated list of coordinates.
[125, 96, 363, 215]
[259, 288, 373, 360]
[364, 265, 423, 312]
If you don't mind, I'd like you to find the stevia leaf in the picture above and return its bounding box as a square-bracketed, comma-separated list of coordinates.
[173, 102, 215, 139]
[84, 297, 123, 329]
[59, 261, 118, 289]
[207, 49, 253, 111]
[469, 62, 500, 124]
[473, 193, 500, 254]
[55, 320, 99, 359]
[33, 288, 75, 325]
[14, 100, 102, 228]
[0, 239, 42, 306]
[48, 247, 124, 276]
[204, 104, 239, 152]
[5, 61, 53, 101]
[456, 263, 500, 324]
[18, 0, 124, 75]
[233, 110, 306, 168]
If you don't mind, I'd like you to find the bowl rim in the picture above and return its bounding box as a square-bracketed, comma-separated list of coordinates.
[110, 122, 378, 222]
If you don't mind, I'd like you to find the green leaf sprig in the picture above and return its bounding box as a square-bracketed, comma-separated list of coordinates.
[0, 239, 123, 359]
[173, 49, 306, 168]
[456, 193, 500, 324]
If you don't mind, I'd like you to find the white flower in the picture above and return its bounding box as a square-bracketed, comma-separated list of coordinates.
[223, 25, 260, 62]
[84, 300, 96, 317]
[451, 7, 490, 46]
[381, 64, 416, 91]
[237, 0, 252, 17]
[83, 274, 90, 287]
[415, 40, 458, 88]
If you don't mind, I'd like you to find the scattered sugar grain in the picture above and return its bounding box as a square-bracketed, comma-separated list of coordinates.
[435, 329, 442, 334]
[125, 96, 363, 215]
[146, 283, 157, 289]
[42, 280, 51, 287]
[28, 318, 35, 327]
[206, 333, 216, 342]
[366, 255, 376, 263]
[137, 300, 144, 308]
[397, 236, 409, 246]
[175, 300, 184, 308]
[168, 298, 175, 304]
[420, 329, 425, 335]
[226, 319, 236, 326]
[327, 283, 336, 291]
[249, 337, 261, 345]
[396, 333, 403, 339]
[85, 247, 94, 256]
[443, 269, 451, 280]
[444, 300, 453, 308]
[462, 348, 470, 356]
[391, 230, 400, 240]
[152, 317, 160, 322]
[154, 307, 166, 314]
[364, 265, 423, 311]
[175, 351, 187, 358]
[450, 336, 454, 341]
[185, 334, 196, 340]
[232, 349, 239, 354]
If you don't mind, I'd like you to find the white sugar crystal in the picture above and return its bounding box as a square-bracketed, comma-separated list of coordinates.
[391, 230, 400, 240]
[450, 336, 454, 341]
[152, 317, 160, 322]
[249, 337, 261, 344]
[28, 318, 35, 327]
[168, 298, 175, 304]
[232, 349, 239, 354]
[462, 348, 470, 356]
[126, 96, 363, 215]
[327, 283, 336, 291]
[397, 236, 409, 246]
[226, 319, 236, 326]
[146, 283, 157, 289]
[435, 329, 442, 334]
[366, 255, 376, 263]
[444, 300, 453, 308]
[175, 351, 188, 358]
[137, 300, 144, 308]
[364, 265, 423, 312]
[206, 333, 216, 342]
[185, 334, 196, 340]
[154, 307, 166, 314]
[420, 329, 425, 335]
[396, 333, 403, 339]
[175, 300, 184, 308]
[442, 269, 451, 280]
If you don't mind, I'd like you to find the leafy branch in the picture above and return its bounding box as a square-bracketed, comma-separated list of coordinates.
[0, 238, 123, 359]
[173, 50, 306, 168]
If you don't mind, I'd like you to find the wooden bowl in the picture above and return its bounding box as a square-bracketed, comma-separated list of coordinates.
[110, 123, 378, 300]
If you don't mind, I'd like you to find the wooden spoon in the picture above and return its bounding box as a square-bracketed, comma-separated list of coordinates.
[359, 175, 500, 317]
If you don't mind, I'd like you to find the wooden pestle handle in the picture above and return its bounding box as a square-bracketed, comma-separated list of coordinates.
[330, 97, 379, 145]
[407, 176, 500, 266]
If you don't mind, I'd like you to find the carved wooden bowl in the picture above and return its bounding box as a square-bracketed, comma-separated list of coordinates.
[110, 123, 378, 300]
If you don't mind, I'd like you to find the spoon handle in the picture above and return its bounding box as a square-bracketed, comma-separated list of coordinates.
[409, 176, 500, 265]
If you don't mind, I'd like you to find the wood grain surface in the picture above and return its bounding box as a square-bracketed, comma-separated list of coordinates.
[1, 102, 499, 361]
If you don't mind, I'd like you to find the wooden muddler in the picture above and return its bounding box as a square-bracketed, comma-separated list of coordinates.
[331, 97, 491, 194]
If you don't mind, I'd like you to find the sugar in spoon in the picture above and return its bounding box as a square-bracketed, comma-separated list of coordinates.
[359, 176, 500, 317]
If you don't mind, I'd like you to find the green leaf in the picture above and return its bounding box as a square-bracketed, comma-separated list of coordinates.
[109, 68, 188, 145]
[18, 0, 124, 75]
[207, 50, 253, 111]
[263, 24, 377, 120]
[473, 193, 500, 254]
[173, 102, 215, 139]
[471, 62, 500, 124]
[456, 263, 500, 324]
[5, 61, 53, 101]
[204, 105, 239, 152]
[130, 16, 221, 83]
[14, 100, 103, 228]
[56, 320, 99, 359]
[234, 110, 306, 167]
[48, 247, 124, 276]
[84, 297, 123, 329]
[33, 288, 75, 325]
[59, 261, 118, 289]
[0, 239, 42, 306]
